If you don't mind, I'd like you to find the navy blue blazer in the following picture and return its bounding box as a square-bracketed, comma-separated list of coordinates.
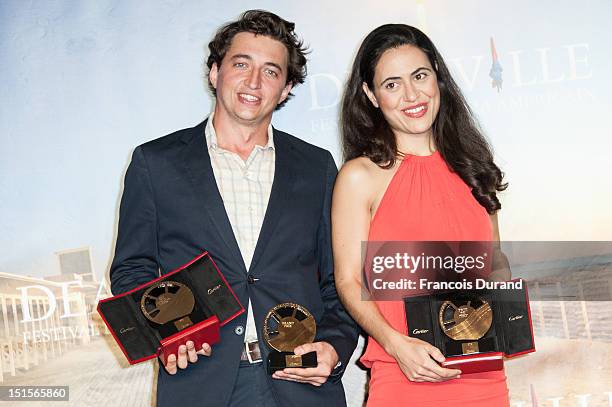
[110, 119, 359, 407]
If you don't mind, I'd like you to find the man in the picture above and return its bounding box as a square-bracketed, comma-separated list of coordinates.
[110, 10, 358, 407]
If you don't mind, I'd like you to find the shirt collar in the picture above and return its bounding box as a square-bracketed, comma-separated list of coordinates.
[205, 111, 275, 152]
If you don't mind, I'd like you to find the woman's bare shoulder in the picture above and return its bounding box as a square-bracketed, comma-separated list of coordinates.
[337, 156, 383, 185]
[335, 157, 392, 210]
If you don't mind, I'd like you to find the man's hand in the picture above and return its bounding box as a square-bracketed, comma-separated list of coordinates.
[387, 335, 461, 383]
[272, 341, 339, 386]
[163, 341, 212, 375]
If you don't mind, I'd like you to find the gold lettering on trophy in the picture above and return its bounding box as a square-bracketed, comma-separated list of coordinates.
[157, 296, 171, 306]
[207, 284, 221, 295]
[281, 321, 295, 329]
[285, 354, 303, 367]
[174, 316, 193, 330]
[509, 314, 524, 322]
[457, 306, 470, 320]
[462, 342, 479, 354]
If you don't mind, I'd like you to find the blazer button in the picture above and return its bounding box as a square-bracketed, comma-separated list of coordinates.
[234, 325, 244, 336]
[247, 275, 258, 284]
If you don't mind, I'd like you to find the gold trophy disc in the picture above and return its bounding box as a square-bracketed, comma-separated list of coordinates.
[263, 303, 316, 352]
[140, 280, 195, 329]
[438, 297, 493, 342]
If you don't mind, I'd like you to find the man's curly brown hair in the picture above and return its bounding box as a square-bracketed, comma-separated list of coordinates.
[206, 10, 308, 109]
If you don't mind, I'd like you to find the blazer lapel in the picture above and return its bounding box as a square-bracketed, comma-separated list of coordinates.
[248, 129, 296, 273]
[180, 120, 246, 272]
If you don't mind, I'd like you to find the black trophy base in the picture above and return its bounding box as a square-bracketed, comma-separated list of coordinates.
[267, 351, 317, 374]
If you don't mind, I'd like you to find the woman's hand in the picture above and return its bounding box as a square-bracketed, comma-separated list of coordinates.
[386, 333, 461, 382]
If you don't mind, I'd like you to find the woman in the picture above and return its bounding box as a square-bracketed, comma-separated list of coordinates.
[332, 24, 509, 406]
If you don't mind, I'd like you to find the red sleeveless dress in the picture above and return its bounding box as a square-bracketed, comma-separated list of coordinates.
[362, 151, 509, 406]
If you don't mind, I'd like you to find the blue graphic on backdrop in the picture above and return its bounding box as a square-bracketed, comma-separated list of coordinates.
[489, 37, 503, 92]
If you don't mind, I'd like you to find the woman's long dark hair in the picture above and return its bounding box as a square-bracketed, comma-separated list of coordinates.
[341, 24, 507, 214]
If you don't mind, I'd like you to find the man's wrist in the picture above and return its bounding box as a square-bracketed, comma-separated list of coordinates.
[320, 341, 339, 366]
[318, 341, 341, 377]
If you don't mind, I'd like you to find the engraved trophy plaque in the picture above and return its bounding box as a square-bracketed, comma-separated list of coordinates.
[438, 296, 493, 354]
[140, 280, 196, 330]
[263, 303, 318, 373]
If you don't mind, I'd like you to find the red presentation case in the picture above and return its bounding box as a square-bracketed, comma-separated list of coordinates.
[98, 252, 244, 365]
[403, 279, 535, 374]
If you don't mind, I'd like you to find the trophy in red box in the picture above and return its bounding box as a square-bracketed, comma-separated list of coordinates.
[140, 281, 197, 330]
[438, 296, 493, 354]
[98, 251, 244, 365]
[404, 279, 535, 374]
